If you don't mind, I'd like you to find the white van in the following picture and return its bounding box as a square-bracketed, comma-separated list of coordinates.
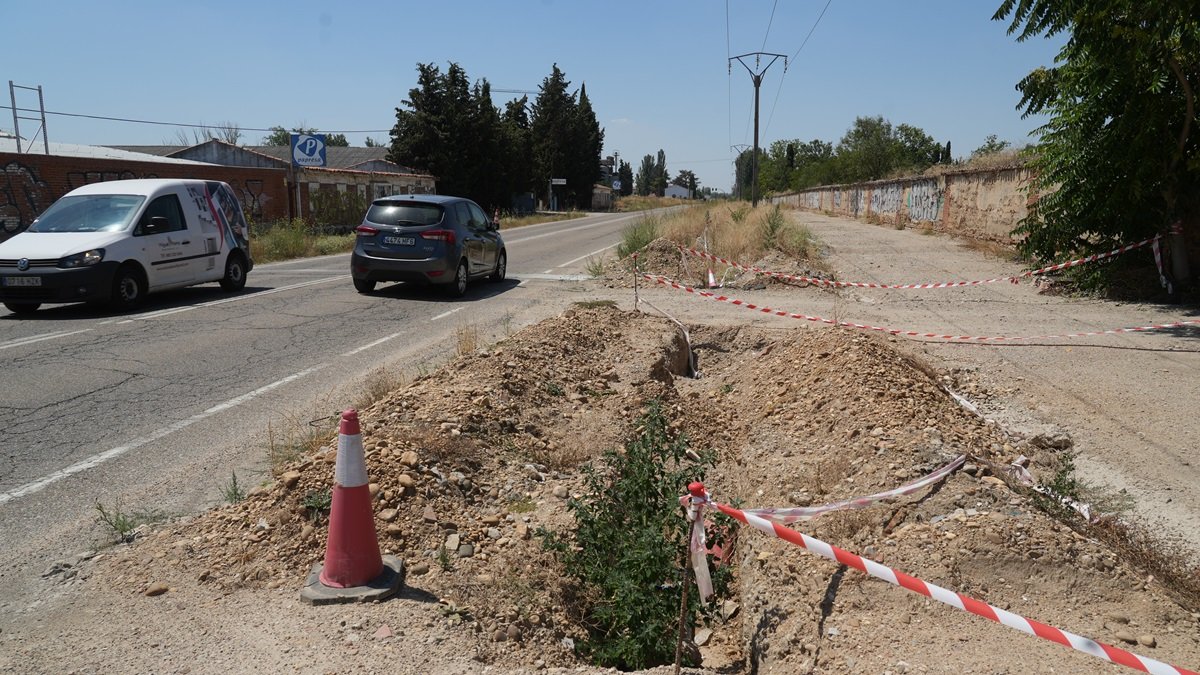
[0, 178, 253, 314]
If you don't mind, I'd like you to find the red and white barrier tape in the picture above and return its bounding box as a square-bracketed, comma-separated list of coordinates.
[685, 482, 1197, 674]
[679, 235, 1160, 290]
[643, 274, 1200, 342]
[745, 455, 965, 524]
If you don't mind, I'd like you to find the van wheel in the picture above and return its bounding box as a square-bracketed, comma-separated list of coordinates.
[220, 252, 247, 291]
[353, 278, 376, 293]
[490, 250, 507, 282]
[3, 301, 40, 315]
[110, 265, 146, 310]
[446, 260, 468, 297]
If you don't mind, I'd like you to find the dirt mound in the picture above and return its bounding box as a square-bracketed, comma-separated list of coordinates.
[604, 238, 834, 293]
[80, 307, 1200, 673]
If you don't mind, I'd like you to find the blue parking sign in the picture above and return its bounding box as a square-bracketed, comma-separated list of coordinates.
[291, 134, 327, 167]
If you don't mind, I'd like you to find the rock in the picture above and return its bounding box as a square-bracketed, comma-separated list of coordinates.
[552, 485, 569, 499]
[400, 451, 420, 468]
[482, 514, 501, 526]
[373, 625, 393, 640]
[423, 505, 437, 523]
[144, 582, 169, 597]
[981, 476, 1007, 488]
[378, 509, 398, 522]
[398, 474, 415, 489]
[1115, 630, 1138, 644]
[1138, 634, 1157, 648]
[445, 533, 460, 551]
[410, 562, 430, 576]
[492, 629, 506, 642]
[506, 625, 522, 641]
[281, 471, 302, 489]
[722, 600, 740, 621]
[300, 524, 315, 540]
[457, 543, 475, 558]
[695, 627, 713, 646]
[487, 528, 501, 540]
[516, 522, 530, 540]
[246, 485, 269, 498]
[368, 483, 380, 498]
[386, 524, 403, 537]
[1105, 612, 1130, 624]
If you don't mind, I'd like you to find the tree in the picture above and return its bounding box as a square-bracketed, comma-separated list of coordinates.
[364, 136, 383, 148]
[995, 0, 1198, 286]
[531, 65, 576, 208]
[971, 134, 1011, 158]
[635, 154, 655, 196]
[672, 169, 699, 197]
[895, 123, 942, 170]
[567, 83, 604, 208]
[835, 116, 899, 182]
[172, 122, 242, 146]
[262, 126, 348, 146]
[390, 62, 481, 202]
[617, 160, 633, 197]
[652, 150, 668, 196]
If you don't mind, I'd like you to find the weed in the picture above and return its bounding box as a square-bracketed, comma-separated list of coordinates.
[584, 256, 607, 278]
[456, 323, 480, 356]
[728, 204, 750, 223]
[220, 470, 247, 503]
[354, 365, 407, 410]
[544, 381, 565, 397]
[760, 205, 786, 250]
[249, 218, 357, 264]
[501, 311, 515, 337]
[720, 383, 734, 395]
[539, 401, 723, 670]
[616, 216, 660, 258]
[266, 414, 328, 476]
[573, 299, 617, 310]
[508, 495, 536, 513]
[438, 545, 454, 571]
[302, 489, 332, 522]
[94, 499, 166, 543]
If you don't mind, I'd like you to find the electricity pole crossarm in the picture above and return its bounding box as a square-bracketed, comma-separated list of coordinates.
[729, 53, 787, 208]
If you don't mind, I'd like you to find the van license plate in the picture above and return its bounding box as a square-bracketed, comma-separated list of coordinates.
[2, 276, 41, 287]
[383, 236, 415, 246]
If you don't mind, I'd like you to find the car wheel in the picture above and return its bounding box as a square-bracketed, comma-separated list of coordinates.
[219, 252, 247, 291]
[490, 250, 507, 282]
[353, 278, 377, 293]
[447, 259, 468, 297]
[110, 264, 146, 310]
[3, 301, 40, 315]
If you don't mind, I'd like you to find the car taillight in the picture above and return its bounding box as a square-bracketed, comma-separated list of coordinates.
[420, 229, 456, 246]
[355, 225, 379, 236]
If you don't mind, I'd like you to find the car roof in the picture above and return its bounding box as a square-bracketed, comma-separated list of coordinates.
[373, 194, 466, 205]
[64, 178, 214, 199]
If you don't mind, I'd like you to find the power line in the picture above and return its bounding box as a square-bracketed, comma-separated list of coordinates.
[765, 0, 835, 135]
[761, 0, 779, 52]
[0, 104, 391, 134]
[726, 0, 733, 155]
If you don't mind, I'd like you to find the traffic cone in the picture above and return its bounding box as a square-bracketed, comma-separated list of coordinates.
[319, 409, 383, 588]
[707, 268, 718, 288]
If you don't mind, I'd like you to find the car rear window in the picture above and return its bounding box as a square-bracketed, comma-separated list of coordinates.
[366, 201, 444, 227]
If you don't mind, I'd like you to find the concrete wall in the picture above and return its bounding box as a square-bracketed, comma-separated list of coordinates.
[1, 153, 288, 240]
[771, 164, 1033, 242]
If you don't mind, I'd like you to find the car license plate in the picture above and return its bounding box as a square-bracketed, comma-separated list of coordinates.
[2, 276, 41, 287]
[383, 236, 415, 246]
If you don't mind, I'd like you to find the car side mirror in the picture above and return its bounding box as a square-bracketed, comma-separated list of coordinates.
[144, 216, 169, 233]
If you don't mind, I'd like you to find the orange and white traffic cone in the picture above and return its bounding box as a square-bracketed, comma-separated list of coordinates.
[707, 268, 718, 288]
[319, 409, 383, 587]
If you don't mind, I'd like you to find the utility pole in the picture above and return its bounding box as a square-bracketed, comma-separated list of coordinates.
[729, 53, 786, 207]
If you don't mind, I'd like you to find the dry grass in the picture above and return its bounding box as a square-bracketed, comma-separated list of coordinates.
[456, 323, 480, 356]
[657, 202, 827, 271]
[353, 365, 408, 411]
[500, 211, 586, 229]
[614, 195, 689, 212]
[1088, 518, 1200, 611]
[265, 413, 334, 476]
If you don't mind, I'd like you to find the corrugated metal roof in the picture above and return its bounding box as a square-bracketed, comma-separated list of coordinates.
[1, 139, 212, 164]
[109, 142, 419, 174]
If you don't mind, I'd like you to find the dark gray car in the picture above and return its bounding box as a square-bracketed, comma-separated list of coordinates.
[350, 194, 506, 296]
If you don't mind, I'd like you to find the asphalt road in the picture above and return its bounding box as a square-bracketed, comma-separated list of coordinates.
[0, 210, 644, 611]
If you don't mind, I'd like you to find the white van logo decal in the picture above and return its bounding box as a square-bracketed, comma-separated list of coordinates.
[16, 258, 29, 271]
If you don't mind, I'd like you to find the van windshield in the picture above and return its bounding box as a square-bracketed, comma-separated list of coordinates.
[366, 202, 443, 227]
[28, 195, 146, 233]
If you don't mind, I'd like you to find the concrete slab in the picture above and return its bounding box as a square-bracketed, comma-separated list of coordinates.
[299, 555, 405, 606]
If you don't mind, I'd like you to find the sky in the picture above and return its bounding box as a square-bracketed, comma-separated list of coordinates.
[4, 1, 1065, 193]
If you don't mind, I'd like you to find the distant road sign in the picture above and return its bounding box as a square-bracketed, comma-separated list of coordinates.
[612, 180, 622, 191]
[551, 178, 566, 185]
[291, 134, 327, 167]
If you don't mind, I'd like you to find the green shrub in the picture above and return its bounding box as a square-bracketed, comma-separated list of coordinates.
[616, 216, 660, 258]
[541, 401, 723, 670]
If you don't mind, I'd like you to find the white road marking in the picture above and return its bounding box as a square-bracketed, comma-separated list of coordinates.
[110, 276, 346, 323]
[558, 243, 619, 267]
[542, 269, 553, 273]
[430, 307, 464, 321]
[342, 331, 406, 356]
[0, 364, 329, 506]
[504, 214, 641, 245]
[0, 329, 93, 351]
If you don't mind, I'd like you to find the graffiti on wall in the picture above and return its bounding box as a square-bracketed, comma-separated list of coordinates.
[907, 179, 942, 222]
[1, 161, 49, 236]
[803, 192, 820, 209]
[870, 184, 903, 215]
[228, 179, 268, 220]
[851, 189, 866, 217]
[66, 169, 148, 190]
